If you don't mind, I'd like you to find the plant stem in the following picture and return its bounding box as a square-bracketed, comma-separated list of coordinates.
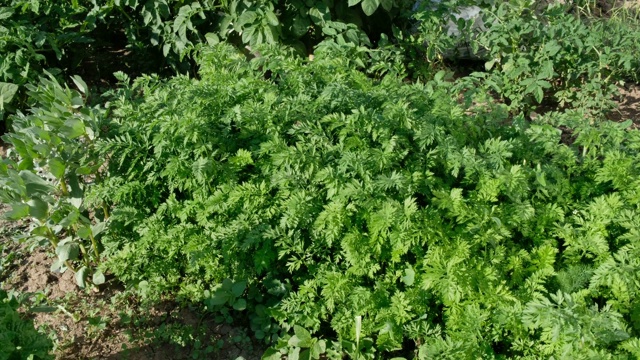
[102, 203, 110, 220]
[89, 232, 100, 263]
[60, 179, 69, 197]
[78, 243, 92, 268]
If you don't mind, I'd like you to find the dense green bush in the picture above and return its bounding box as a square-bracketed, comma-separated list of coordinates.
[75, 44, 640, 358]
[461, 0, 640, 114]
[0, 290, 53, 360]
[0, 0, 416, 125]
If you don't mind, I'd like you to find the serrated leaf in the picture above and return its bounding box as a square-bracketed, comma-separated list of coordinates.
[361, 0, 380, 16]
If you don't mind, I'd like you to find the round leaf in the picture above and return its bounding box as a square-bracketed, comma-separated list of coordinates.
[92, 270, 106, 285]
[233, 298, 247, 311]
[361, 0, 380, 16]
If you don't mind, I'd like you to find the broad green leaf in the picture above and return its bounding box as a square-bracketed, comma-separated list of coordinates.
[5, 202, 30, 220]
[265, 10, 279, 26]
[92, 270, 106, 285]
[232, 298, 247, 311]
[380, 0, 393, 11]
[261, 348, 282, 360]
[0, 7, 15, 20]
[299, 349, 311, 360]
[91, 222, 107, 237]
[232, 280, 246, 297]
[0, 82, 19, 108]
[20, 171, 53, 197]
[51, 259, 64, 273]
[68, 173, 83, 198]
[534, 86, 543, 103]
[402, 266, 415, 286]
[308, 4, 330, 25]
[77, 226, 92, 239]
[205, 32, 219, 45]
[61, 118, 86, 139]
[30, 306, 57, 313]
[238, 11, 257, 26]
[289, 325, 312, 347]
[485, 59, 497, 71]
[288, 347, 301, 360]
[292, 16, 311, 37]
[27, 198, 48, 220]
[75, 266, 87, 288]
[49, 157, 66, 179]
[361, 0, 380, 16]
[71, 75, 88, 95]
[348, 0, 361, 6]
[311, 340, 326, 359]
[56, 242, 79, 262]
[58, 209, 79, 227]
[208, 291, 229, 306]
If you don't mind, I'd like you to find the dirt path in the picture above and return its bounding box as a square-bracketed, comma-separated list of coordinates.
[609, 84, 640, 125]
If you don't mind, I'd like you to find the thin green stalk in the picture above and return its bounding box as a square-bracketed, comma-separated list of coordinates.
[89, 232, 100, 263]
[102, 203, 110, 220]
[78, 243, 92, 269]
[59, 179, 69, 197]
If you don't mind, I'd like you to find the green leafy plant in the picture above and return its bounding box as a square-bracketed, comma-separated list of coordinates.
[454, 0, 640, 115]
[83, 42, 640, 358]
[0, 73, 107, 288]
[0, 289, 54, 360]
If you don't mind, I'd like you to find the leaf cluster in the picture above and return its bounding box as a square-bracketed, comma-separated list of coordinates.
[88, 43, 640, 358]
[0, 289, 54, 360]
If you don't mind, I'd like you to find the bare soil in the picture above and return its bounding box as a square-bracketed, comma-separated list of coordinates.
[609, 84, 640, 126]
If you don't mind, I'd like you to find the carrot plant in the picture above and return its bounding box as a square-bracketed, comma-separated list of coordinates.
[78, 43, 640, 358]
